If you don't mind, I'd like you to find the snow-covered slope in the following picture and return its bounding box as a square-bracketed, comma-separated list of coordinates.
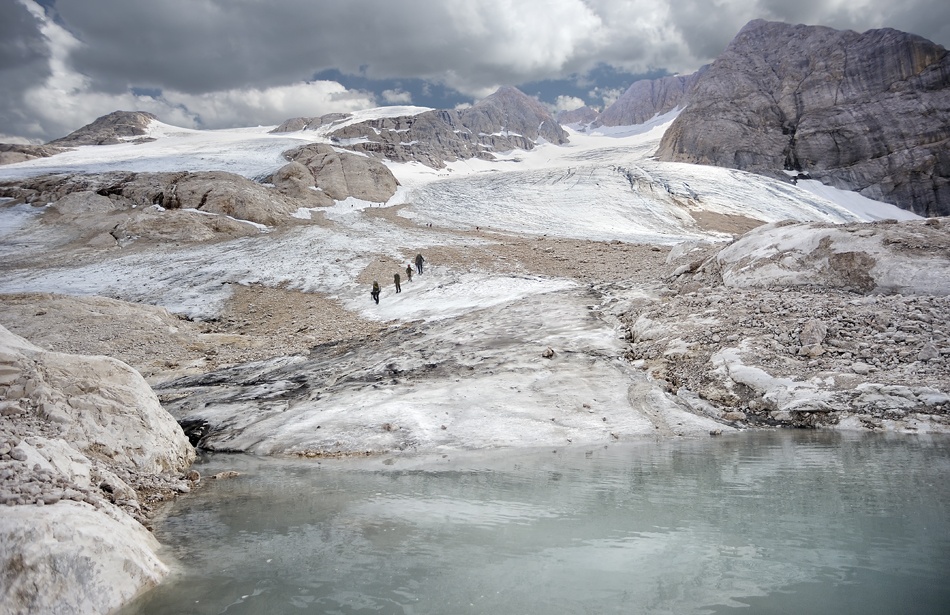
[0, 109, 920, 321]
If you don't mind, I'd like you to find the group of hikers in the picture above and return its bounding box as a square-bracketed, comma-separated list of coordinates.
[371, 253, 424, 304]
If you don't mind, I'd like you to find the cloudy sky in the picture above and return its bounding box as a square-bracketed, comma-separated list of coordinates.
[2, 0, 948, 142]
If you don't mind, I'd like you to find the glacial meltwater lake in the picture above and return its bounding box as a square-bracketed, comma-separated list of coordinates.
[120, 431, 950, 614]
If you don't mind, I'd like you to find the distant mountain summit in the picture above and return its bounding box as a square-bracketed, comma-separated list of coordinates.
[275, 86, 568, 168]
[594, 69, 705, 128]
[556, 105, 599, 127]
[47, 111, 158, 146]
[656, 19, 950, 216]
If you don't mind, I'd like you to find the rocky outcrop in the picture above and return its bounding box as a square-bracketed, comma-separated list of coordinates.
[656, 20, 950, 216]
[0, 171, 307, 246]
[277, 143, 400, 203]
[624, 218, 950, 432]
[557, 105, 599, 127]
[0, 324, 196, 614]
[0, 144, 66, 166]
[595, 70, 704, 127]
[283, 86, 569, 168]
[270, 112, 351, 133]
[710, 218, 950, 295]
[47, 111, 158, 146]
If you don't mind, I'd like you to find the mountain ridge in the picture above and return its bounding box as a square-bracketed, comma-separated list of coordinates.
[655, 19, 950, 216]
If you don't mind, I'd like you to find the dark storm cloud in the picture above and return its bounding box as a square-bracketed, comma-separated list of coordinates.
[2, 0, 948, 141]
[0, 0, 53, 140]
[54, 0, 555, 95]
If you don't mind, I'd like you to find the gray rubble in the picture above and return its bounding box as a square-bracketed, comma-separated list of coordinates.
[621, 219, 950, 431]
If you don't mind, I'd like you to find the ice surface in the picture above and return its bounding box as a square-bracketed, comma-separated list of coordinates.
[0, 109, 924, 452]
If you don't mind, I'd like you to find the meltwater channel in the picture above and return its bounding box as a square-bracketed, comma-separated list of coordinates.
[120, 431, 950, 614]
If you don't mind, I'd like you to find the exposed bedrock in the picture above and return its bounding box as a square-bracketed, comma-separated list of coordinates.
[656, 19, 950, 216]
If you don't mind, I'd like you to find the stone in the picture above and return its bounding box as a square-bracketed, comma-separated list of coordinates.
[918, 342, 940, 362]
[851, 362, 874, 375]
[0, 502, 168, 614]
[0, 143, 65, 166]
[799, 319, 828, 346]
[210, 471, 241, 480]
[269, 161, 325, 205]
[541, 347, 555, 359]
[280, 144, 399, 203]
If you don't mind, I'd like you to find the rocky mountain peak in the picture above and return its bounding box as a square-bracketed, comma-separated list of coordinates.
[47, 110, 158, 147]
[557, 105, 600, 127]
[288, 86, 568, 168]
[594, 69, 705, 128]
[656, 19, 950, 216]
[461, 85, 568, 144]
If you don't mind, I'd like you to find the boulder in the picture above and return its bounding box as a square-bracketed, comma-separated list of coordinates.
[799, 319, 828, 346]
[0, 502, 167, 615]
[281, 144, 399, 203]
[0, 325, 194, 473]
[0, 324, 196, 613]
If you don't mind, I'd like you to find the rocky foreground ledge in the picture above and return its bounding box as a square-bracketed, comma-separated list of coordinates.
[627, 218, 950, 432]
[0, 325, 195, 614]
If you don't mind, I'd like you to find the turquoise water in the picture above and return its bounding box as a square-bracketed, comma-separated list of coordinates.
[120, 431, 950, 614]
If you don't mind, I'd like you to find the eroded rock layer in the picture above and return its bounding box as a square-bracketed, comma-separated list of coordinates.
[656, 19, 950, 216]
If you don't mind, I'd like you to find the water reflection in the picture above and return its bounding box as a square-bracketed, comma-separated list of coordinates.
[119, 431, 950, 614]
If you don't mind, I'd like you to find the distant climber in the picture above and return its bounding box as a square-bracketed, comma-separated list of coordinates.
[371, 281, 380, 304]
[406, 263, 413, 282]
[415, 253, 425, 274]
[394, 273, 401, 293]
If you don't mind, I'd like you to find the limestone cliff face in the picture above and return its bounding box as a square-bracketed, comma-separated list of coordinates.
[47, 110, 158, 146]
[595, 69, 704, 127]
[656, 19, 950, 216]
[284, 86, 568, 168]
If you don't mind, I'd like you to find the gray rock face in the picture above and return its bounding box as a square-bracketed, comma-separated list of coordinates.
[557, 105, 599, 127]
[0, 324, 198, 614]
[270, 113, 351, 133]
[279, 144, 399, 203]
[47, 111, 158, 146]
[656, 19, 950, 216]
[0, 143, 65, 166]
[710, 219, 950, 296]
[271, 160, 332, 206]
[284, 86, 568, 168]
[627, 219, 950, 431]
[595, 70, 704, 127]
[0, 171, 306, 246]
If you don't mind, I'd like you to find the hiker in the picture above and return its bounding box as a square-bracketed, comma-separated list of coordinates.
[371, 281, 380, 304]
[414, 253, 425, 274]
[394, 273, 401, 293]
[406, 263, 413, 282]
